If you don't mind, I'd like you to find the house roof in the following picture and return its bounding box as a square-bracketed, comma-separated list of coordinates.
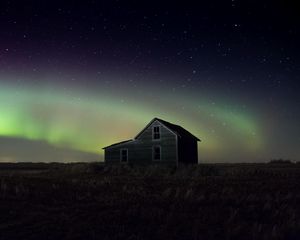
[134, 118, 200, 141]
[154, 118, 200, 141]
[102, 140, 133, 149]
[103, 117, 200, 149]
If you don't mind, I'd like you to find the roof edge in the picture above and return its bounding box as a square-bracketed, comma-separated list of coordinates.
[102, 139, 133, 149]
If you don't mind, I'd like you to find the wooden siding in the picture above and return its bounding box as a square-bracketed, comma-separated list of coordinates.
[105, 120, 177, 165]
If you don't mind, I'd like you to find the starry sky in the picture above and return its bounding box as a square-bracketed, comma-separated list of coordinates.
[0, 1, 299, 163]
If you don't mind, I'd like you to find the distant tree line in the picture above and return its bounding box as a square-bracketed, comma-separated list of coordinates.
[269, 159, 297, 164]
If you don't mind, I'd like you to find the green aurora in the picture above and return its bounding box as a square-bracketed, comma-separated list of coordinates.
[0, 81, 269, 162]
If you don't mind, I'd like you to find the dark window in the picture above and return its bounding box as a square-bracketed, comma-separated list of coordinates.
[153, 126, 160, 140]
[120, 149, 128, 162]
[153, 146, 161, 161]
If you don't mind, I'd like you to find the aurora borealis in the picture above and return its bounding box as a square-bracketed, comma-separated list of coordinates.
[0, 1, 299, 162]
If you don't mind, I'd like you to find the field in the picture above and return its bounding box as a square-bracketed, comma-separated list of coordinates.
[0, 163, 299, 240]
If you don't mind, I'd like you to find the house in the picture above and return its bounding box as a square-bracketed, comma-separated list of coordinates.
[103, 118, 200, 165]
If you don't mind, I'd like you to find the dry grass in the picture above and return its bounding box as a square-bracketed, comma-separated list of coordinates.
[0, 163, 299, 240]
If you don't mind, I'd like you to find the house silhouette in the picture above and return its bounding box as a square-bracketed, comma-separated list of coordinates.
[103, 118, 200, 165]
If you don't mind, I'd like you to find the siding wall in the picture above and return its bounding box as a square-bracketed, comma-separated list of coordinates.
[104, 120, 177, 165]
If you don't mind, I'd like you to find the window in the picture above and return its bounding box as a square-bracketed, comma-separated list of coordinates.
[120, 149, 128, 163]
[153, 146, 161, 161]
[153, 126, 160, 140]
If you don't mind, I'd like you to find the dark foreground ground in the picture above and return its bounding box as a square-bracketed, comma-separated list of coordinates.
[0, 162, 300, 240]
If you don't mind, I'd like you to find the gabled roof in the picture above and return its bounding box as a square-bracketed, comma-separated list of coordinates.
[135, 118, 200, 141]
[103, 118, 200, 149]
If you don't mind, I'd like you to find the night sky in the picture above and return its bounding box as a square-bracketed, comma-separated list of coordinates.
[0, 1, 299, 163]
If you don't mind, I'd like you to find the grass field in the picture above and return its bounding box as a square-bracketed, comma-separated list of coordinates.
[0, 163, 299, 240]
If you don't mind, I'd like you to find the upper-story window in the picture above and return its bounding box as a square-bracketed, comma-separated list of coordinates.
[153, 126, 160, 140]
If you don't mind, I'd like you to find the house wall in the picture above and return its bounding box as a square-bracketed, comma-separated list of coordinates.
[178, 138, 198, 164]
[104, 141, 135, 164]
[104, 120, 177, 165]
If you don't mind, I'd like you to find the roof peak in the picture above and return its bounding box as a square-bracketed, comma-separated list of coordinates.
[138, 118, 200, 141]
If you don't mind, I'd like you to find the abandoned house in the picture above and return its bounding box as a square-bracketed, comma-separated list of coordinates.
[103, 118, 200, 165]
